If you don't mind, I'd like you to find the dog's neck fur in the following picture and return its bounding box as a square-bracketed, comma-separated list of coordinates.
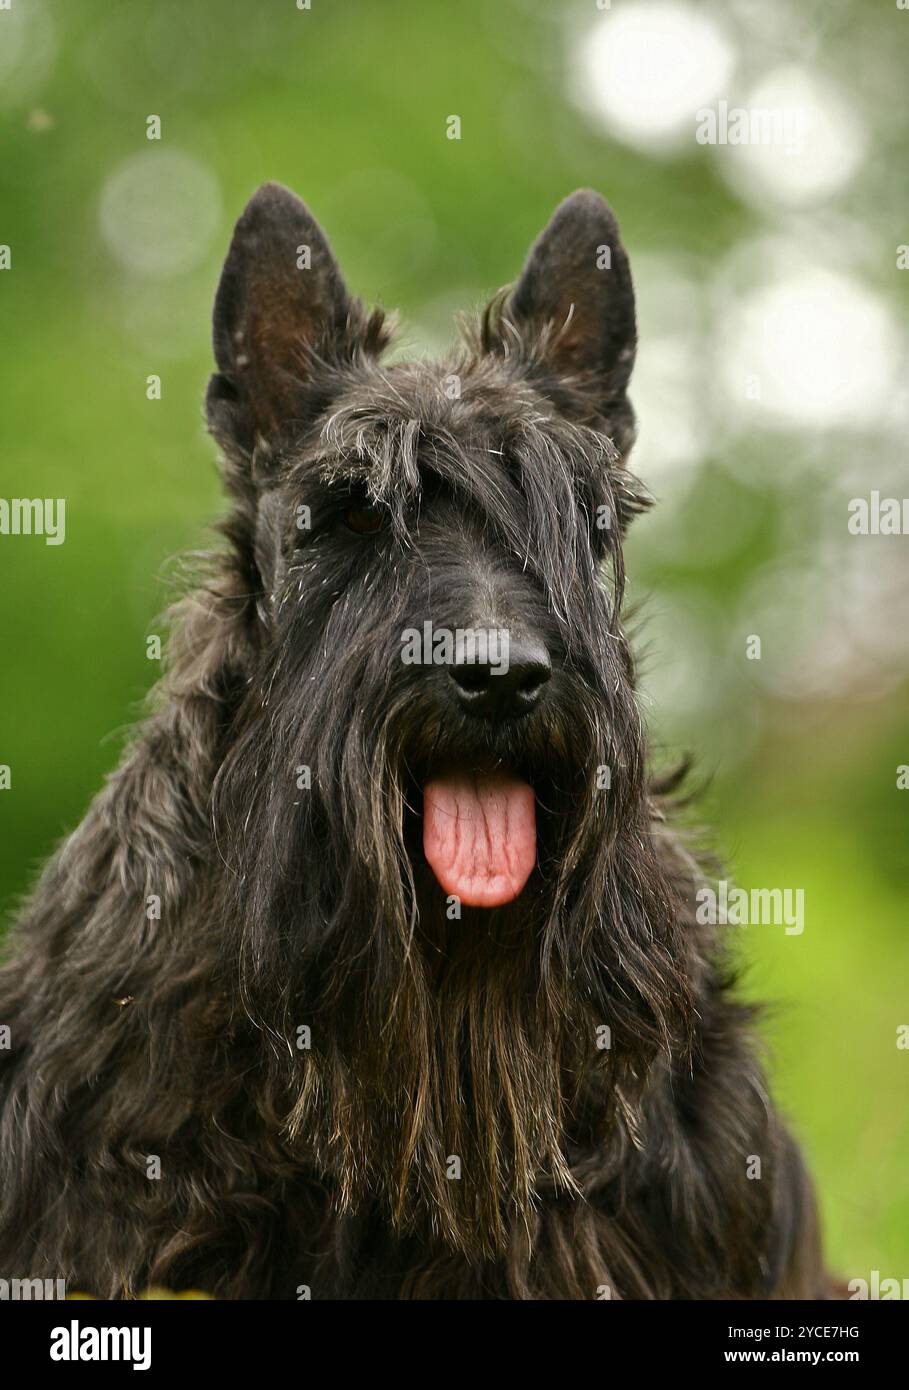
[230, 794, 695, 1262]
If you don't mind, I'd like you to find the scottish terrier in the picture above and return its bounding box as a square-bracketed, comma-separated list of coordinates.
[0, 185, 829, 1299]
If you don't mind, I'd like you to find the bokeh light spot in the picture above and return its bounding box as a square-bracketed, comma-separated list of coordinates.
[98, 151, 222, 280]
[718, 266, 901, 430]
[574, 1, 734, 151]
[716, 66, 866, 208]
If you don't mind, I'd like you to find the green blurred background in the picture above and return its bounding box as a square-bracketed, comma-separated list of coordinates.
[1, 0, 907, 1284]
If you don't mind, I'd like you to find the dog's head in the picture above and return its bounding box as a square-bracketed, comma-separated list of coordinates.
[208, 184, 648, 910]
[204, 185, 691, 1250]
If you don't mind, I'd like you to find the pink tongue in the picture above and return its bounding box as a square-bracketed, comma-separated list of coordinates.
[422, 772, 536, 908]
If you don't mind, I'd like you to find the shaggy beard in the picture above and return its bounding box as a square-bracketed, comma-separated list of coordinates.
[212, 660, 692, 1260]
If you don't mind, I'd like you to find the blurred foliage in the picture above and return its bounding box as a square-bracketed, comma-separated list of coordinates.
[1, 0, 906, 1282]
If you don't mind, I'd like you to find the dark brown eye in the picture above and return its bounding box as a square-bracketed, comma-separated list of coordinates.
[341, 502, 385, 536]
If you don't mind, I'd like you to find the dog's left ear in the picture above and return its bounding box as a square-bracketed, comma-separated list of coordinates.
[206, 182, 387, 460]
[496, 190, 637, 448]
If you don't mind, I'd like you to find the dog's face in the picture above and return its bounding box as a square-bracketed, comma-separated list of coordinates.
[204, 185, 689, 1248]
[208, 185, 650, 923]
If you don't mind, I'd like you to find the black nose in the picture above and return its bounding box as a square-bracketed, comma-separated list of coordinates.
[448, 635, 552, 721]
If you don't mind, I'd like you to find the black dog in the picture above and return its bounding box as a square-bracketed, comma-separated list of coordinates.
[0, 185, 829, 1298]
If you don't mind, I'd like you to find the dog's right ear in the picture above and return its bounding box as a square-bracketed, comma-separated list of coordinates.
[492, 190, 637, 453]
[206, 183, 386, 460]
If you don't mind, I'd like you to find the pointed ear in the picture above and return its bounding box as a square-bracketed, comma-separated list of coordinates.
[206, 183, 387, 458]
[497, 190, 637, 449]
